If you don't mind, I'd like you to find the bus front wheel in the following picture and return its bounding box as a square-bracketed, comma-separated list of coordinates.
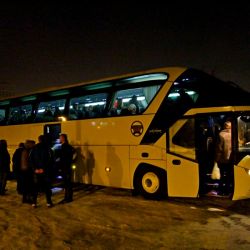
[135, 167, 167, 199]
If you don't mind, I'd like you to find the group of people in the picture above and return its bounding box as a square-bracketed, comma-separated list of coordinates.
[3, 133, 75, 208]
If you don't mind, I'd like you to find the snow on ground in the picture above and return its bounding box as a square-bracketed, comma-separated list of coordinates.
[1, 180, 250, 250]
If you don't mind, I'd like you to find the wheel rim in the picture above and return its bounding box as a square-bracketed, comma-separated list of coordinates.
[142, 171, 160, 194]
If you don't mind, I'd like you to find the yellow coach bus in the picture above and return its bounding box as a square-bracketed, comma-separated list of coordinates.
[0, 67, 250, 200]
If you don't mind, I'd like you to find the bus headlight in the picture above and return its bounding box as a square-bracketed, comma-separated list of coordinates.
[105, 167, 111, 172]
[72, 164, 76, 170]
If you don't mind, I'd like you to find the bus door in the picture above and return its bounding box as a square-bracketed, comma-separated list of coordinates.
[44, 123, 61, 146]
[233, 114, 250, 200]
[166, 118, 199, 197]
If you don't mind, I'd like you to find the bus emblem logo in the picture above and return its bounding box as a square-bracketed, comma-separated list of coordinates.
[131, 121, 143, 137]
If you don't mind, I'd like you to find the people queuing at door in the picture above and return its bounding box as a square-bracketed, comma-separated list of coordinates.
[4, 133, 77, 208]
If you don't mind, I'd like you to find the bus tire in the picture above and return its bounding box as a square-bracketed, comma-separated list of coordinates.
[135, 166, 167, 200]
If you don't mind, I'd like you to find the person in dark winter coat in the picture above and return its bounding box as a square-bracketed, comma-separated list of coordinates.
[0, 140, 10, 195]
[12, 142, 25, 194]
[29, 135, 54, 207]
[58, 134, 75, 203]
[19, 140, 35, 203]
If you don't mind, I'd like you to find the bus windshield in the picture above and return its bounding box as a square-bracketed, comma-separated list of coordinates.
[173, 69, 250, 107]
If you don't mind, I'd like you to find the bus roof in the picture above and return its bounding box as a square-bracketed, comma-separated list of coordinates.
[0, 66, 187, 101]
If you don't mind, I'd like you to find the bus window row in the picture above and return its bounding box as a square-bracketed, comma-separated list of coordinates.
[0, 84, 162, 125]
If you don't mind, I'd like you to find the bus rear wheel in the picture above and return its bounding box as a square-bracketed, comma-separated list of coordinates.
[135, 167, 167, 199]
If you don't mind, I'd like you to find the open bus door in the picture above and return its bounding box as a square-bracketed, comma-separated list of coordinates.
[232, 114, 250, 200]
[166, 118, 200, 198]
[44, 123, 61, 146]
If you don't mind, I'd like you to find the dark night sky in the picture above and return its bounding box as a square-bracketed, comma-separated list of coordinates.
[1, 3, 250, 96]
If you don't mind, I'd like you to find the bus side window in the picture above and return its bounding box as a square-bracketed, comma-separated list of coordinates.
[69, 103, 83, 119]
[69, 93, 108, 120]
[8, 105, 33, 124]
[109, 84, 161, 116]
[0, 109, 6, 125]
[35, 99, 66, 122]
[238, 115, 250, 149]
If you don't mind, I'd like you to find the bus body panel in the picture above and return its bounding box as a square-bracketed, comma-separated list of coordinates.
[166, 153, 199, 197]
[130, 145, 166, 161]
[59, 116, 155, 188]
[233, 156, 250, 200]
[154, 134, 167, 150]
[77, 145, 130, 189]
[61, 116, 154, 146]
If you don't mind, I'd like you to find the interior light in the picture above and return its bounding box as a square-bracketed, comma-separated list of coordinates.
[169, 93, 180, 97]
[186, 91, 195, 95]
[122, 98, 131, 103]
[58, 116, 67, 122]
[38, 109, 45, 113]
[84, 101, 105, 107]
[137, 96, 145, 101]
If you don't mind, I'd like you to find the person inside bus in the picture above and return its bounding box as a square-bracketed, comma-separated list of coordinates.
[69, 103, 82, 119]
[43, 105, 53, 117]
[244, 128, 250, 146]
[129, 95, 139, 114]
[128, 103, 137, 115]
[86, 105, 95, 117]
[53, 107, 62, 119]
[111, 98, 123, 115]
[214, 121, 233, 196]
